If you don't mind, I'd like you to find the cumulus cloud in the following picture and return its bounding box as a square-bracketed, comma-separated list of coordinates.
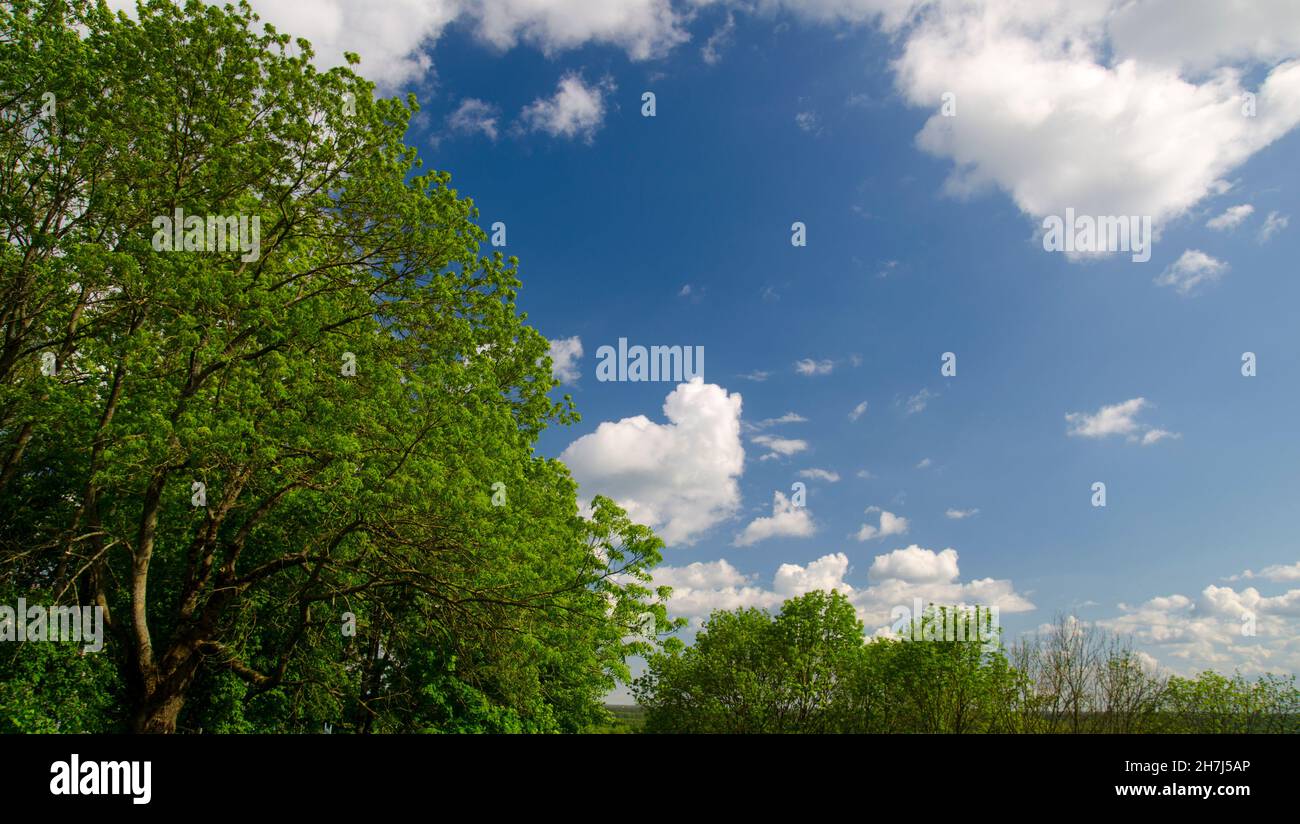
[848, 400, 869, 421]
[560, 379, 744, 545]
[915, 457, 932, 469]
[653, 560, 780, 619]
[774, 552, 852, 595]
[519, 73, 616, 143]
[855, 507, 909, 542]
[1228, 562, 1300, 583]
[1155, 249, 1228, 295]
[870, 544, 960, 583]
[1090, 575, 1300, 676]
[192, 0, 456, 88]
[945, 507, 980, 519]
[734, 490, 816, 546]
[1206, 203, 1254, 230]
[857, 544, 1035, 631]
[469, 0, 688, 60]
[129, 0, 689, 90]
[654, 558, 750, 590]
[1066, 397, 1178, 444]
[546, 336, 583, 384]
[877, 0, 1300, 239]
[1105, 0, 1300, 72]
[654, 543, 1033, 634]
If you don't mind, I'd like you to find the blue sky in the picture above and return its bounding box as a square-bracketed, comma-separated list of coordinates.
[206, 0, 1300, 684]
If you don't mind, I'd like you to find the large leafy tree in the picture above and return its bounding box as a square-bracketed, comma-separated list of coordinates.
[0, 0, 669, 733]
[635, 591, 869, 733]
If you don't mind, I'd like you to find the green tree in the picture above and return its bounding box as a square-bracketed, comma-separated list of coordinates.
[1158, 671, 1299, 734]
[1, 0, 667, 733]
[636, 591, 866, 733]
[638, 595, 1026, 734]
[869, 607, 1020, 733]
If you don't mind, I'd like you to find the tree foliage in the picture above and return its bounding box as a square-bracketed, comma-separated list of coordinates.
[1, 0, 669, 733]
[635, 595, 1299, 734]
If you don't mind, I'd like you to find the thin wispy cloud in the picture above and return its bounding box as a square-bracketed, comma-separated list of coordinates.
[794, 358, 834, 376]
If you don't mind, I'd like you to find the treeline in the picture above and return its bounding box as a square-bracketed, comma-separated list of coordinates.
[633, 592, 1299, 734]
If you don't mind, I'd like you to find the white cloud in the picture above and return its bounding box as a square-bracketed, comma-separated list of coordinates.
[1066, 397, 1177, 444]
[1206, 203, 1254, 230]
[774, 552, 851, 595]
[519, 73, 616, 143]
[1155, 249, 1228, 295]
[945, 507, 980, 519]
[848, 400, 869, 421]
[869, 544, 959, 583]
[546, 336, 583, 384]
[1229, 562, 1300, 583]
[697, 1, 1300, 243]
[1106, 0, 1300, 73]
[469, 0, 688, 60]
[701, 10, 736, 65]
[752, 433, 809, 460]
[856, 507, 909, 542]
[738, 369, 771, 382]
[652, 552, 853, 622]
[655, 543, 1033, 632]
[560, 379, 744, 545]
[795, 110, 821, 134]
[903, 388, 935, 415]
[870, 0, 1300, 242]
[146, 0, 688, 90]
[1069, 398, 1150, 438]
[653, 564, 780, 619]
[1259, 210, 1290, 242]
[734, 490, 816, 546]
[206, 0, 457, 88]
[915, 457, 932, 469]
[1140, 427, 1180, 446]
[655, 558, 750, 590]
[857, 543, 1036, 632]
[1090, 575, 1300, 677]
[447, 97, 501, 139]
[751, 412, 808, 429]
[794, 358, 834, 376]
[798, 468, 840, 482]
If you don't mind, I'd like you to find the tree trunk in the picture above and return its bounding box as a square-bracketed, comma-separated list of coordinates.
[132, 689, 186, 734]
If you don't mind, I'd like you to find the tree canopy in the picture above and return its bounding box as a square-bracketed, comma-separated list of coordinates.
[634, 593, 1299, 734]
[0, 0, 670, 733]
